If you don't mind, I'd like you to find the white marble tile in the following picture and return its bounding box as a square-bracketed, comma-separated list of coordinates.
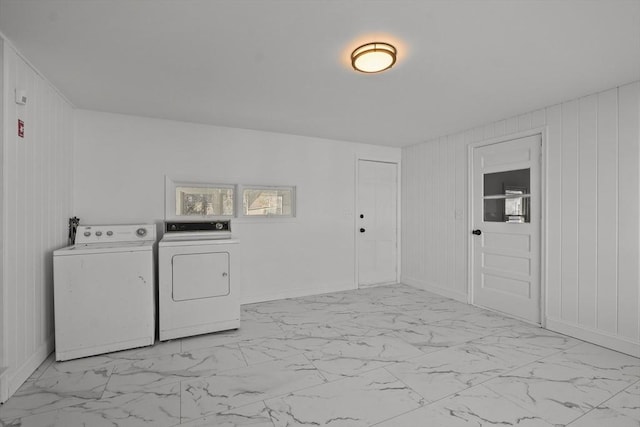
[181, 318, 284, 352]
[467, 324, 581, 361]
[451, 341, 542, 371]
[181, 354, 326, 422]
[452, 324, 581, 369]
[304, 333, 424, 381]
[484, 343, 640, 425]
[0, 367, 112, 421]
[265, 367, 424, 427]
[248, 297, 360, 329]
[556, 342, 640, 381]
[457, 310, 529, 330]
[238, 335, 304, 365]
[39, 355, 124, 381]
[291, 292, 377, 311]
[385, 346, 508, 402]
[392, 317, 491, 353]
[376, 385, 553, 426]
[363, 283, 434, 301]
[570, 413, 640, 427]
[345, 311, 426, 333]
[6, 283, 636, 427]
[369, 296, 444, 313]
[406, 299, 482, 322]
[241, 298, 318, 322]
[108, 340, 182, 361]
[237, 335, 309, 365]
[12, 382, 180, 427]
[27, 353, 55, 381]
[40, 341, 183, 380]
[178, 401, 274, 426]
[397, 307, 470, 324]
[238, 320, 390, 366]
[297, 296, 377, 315]
[105, 344, 248, 395]
[568, 381, 640, 426]
[277, 319, 371, 338]
[273, 311, 357, 330]
[294, 289, 362, 303]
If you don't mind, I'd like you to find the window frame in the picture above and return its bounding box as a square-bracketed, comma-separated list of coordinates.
[165, 176, 236, 220]
[239, 185, 296, 219]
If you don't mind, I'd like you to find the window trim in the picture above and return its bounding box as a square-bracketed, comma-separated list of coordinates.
[239, 185, 296, 218]
[165, 176, 236, 220]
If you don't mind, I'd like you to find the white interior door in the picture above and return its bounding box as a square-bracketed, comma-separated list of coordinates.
[358, 160, 398, 287]
[472, 134, 541, 323]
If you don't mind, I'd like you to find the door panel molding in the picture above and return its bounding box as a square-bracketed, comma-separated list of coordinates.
[467, 127, 547, 326]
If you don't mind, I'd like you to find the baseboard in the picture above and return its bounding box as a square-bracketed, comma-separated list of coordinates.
[0, 366, 8, 403]
[358, 281, 398, 289]
[241, 282, 356, 305]
[1, 335, 54, 403]
[402, 277, 469, 303]
[546, 317, 640, 358]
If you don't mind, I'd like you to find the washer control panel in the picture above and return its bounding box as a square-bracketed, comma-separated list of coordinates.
[75, 224, 157, 244]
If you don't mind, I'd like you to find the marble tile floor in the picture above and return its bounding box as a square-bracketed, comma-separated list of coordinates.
[1, 283, 638, 426]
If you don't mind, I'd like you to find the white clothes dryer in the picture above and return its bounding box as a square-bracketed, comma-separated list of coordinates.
[159, 220, 240, 341]
[53, 224, 156, 361]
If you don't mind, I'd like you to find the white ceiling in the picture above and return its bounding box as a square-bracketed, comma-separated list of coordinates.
[0, 0, 638, 147]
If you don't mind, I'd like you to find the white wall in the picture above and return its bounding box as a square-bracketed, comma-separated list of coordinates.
[74, 110, 400, 304]
[0, 41, 74, 402]
[402, 82, 640, 356]
[0, 38, 5, 387]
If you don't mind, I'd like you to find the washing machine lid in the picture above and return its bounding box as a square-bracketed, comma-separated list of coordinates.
[54, 241, 154, 256]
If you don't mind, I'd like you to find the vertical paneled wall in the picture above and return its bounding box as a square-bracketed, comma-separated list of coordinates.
[402, 133, 469, 301]
[402, 82, 640, 355]
[1, 42, 74, 402]
[0, 39, 5, 384]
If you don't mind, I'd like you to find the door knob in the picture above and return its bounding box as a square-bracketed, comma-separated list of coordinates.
[360, 228, 366, 233]
[472, 229, 482, 235]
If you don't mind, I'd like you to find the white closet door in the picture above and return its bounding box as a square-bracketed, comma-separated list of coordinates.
[358, 160, 398, 287]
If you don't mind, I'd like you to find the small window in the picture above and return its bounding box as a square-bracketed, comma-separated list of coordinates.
[241, 186, 295, 217]
[482, 168, 530, 223]
[175, 185, 235, 217]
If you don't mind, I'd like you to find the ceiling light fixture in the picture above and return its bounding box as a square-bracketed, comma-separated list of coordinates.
[351, 42, 397, 73]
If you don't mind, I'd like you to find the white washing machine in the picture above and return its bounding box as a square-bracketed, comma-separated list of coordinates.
[159, 220, 240, 341]
[53, 224, 156, 361]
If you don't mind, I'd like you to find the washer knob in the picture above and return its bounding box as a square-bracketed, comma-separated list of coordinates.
[136, 228, 147, 237]
[83, 231, 91, 237]
[215, 223, 224, 230]
[106, 231, 113, 236]
[95, 231, 102, 236]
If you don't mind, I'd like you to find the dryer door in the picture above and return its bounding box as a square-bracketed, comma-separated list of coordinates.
[172, 251, 229, 301]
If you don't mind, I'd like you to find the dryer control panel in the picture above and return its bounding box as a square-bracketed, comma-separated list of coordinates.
[163, 220, 232, 241]
[165, 220, 230, 233]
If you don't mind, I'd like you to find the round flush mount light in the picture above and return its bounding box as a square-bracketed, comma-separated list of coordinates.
[351, 42, 397, 73]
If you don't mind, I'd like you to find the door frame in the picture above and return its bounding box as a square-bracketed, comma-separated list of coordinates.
[354, 157, 401, 288]
[467, 127, 548, 327]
